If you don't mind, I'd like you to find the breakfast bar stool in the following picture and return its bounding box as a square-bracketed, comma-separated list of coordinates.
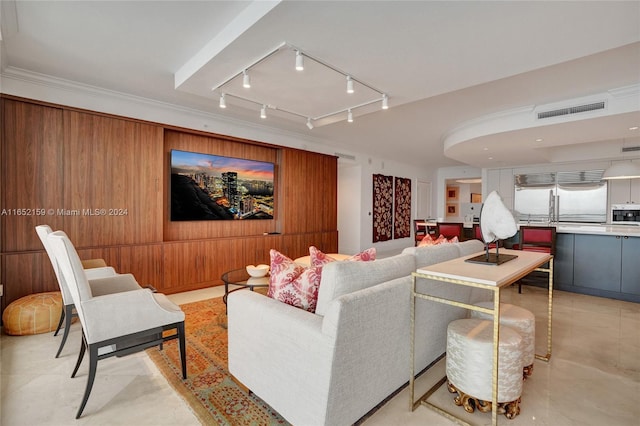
[470, 302, 536, 379]
[446, 318, 524, 420]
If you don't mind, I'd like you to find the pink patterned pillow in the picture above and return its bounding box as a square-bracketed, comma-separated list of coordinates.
[348, 247, 376, 262]
[268, 249, 321, 312]
[309, 246, 376, 266]
[418, 234, 458, 246]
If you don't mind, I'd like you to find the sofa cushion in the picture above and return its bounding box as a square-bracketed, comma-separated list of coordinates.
[268, 249, 321, 312]
[456, 239, 485, 257]
[403, 243, 460, 269]
[315, 253, 416, 316]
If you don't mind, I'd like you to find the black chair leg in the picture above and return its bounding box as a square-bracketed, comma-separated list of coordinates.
[178, 322, 187, 380]
[76, 343, 98, 419]
[71, 334, 86, 378]
[55, 305, 75, 358]
[54, 305, 65, 336]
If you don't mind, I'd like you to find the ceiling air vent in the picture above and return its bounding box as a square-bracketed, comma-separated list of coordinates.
[622, 146, 640, 153]
[537, 101, 605, 120]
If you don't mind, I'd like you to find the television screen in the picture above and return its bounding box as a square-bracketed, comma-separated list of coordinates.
[170, 149, 274, 221]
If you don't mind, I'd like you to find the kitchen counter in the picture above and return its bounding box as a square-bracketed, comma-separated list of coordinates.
[517, 222, 640, 237]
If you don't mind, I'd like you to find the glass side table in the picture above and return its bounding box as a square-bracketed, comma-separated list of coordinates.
[221, 268, 269, 313]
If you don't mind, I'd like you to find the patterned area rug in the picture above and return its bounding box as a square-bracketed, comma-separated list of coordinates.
[146, 297, 289, 425]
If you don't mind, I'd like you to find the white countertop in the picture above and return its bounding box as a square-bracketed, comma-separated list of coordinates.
[519, 222, 640, 237]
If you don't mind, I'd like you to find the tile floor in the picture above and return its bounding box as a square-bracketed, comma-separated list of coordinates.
[1, 284, 639, 425]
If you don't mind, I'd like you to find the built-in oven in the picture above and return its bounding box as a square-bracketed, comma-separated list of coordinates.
[611, 204, 640, 224]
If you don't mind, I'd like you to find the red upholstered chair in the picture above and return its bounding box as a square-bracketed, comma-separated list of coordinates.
[472, 224, 499, 248]
[516, 226, 556, 292]
[436, 222, 464, 240]
[414, 220, 427, 246]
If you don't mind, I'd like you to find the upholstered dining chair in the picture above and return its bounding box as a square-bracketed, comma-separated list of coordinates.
[36, 225, 145, 357]
[47, 230, 186, 418]
[516, 226, 556, 293]
[436, 222, 464, 240]
[414, 219, 427, 246]
[473, 224, 500, 248]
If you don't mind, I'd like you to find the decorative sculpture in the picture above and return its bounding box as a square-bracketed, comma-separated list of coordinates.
[467, 191, 518, 265]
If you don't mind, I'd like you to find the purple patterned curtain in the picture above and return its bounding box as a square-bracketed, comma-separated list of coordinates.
[394, 177, 411, 239]
[372, 174, 393, 242]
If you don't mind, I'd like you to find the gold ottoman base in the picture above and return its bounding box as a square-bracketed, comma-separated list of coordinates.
[523, 363, 534, 380]
[447, 380, 521, 420]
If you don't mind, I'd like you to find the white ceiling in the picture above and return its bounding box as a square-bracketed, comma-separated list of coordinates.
[1, 0, 639, 169]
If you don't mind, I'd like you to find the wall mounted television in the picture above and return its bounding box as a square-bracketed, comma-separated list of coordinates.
[170, 149, 275, 221]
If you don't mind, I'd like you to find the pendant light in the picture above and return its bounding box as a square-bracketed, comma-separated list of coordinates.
[603, 138, 640, 179]
[602, 161, 640, 179]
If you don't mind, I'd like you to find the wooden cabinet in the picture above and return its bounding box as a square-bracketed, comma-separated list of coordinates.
[279, 149, 337, 234]
[1, 252, 58, 310]
[63, 111, 163, 247]
[561, 233, 640, 302]
[573, 234, 622, 293]
[1, 100, 65, 252]
[621, 236, 640, 296]
[553, 233, 574, 290]
[119, 244, 164, 290]
[608, 177, 640, 206]
[0, 97, 339, 309]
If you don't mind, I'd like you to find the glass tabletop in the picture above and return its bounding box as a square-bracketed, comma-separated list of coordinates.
[221, 268, 270, 287]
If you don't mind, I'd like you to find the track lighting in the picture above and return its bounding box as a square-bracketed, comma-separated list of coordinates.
[211, 44, 390, 127]
[242, 70, 251, 88]
[295, 50, 304, 71]
[346, 75, 354, 94]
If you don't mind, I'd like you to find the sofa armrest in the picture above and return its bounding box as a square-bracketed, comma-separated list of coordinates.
[227, 290, 333, 425]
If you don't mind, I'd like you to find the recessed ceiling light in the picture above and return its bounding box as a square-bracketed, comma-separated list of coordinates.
[535, 138, 543, 142]
[629, 126, 639, 131]
[483, 147, 489, 151]
[488, 157, 493, 160]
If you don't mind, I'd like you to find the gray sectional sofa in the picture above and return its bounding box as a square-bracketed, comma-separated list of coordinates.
[227, 239, 488, 426]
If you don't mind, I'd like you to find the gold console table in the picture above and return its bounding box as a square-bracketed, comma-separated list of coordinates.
[410, 248, 553, 426]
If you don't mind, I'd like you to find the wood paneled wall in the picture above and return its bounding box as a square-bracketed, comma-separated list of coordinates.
[0, 96, 338, 311]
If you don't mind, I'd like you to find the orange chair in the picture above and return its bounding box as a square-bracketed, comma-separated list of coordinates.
[516, 226, 556, 292]
[414, 220, 427, 246]
[436, 222, 464, 240]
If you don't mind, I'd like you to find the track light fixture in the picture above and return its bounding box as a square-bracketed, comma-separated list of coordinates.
[346, 75, 354, 94]
[295, 50, 304, 71]
[242, 70, 251, 88]
[211, 43, 390, 129]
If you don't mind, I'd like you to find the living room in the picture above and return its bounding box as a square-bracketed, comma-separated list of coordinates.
[1, 1, 639, 425]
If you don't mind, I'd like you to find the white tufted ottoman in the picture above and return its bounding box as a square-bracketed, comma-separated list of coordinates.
[446, 319, 524, 419]
[470, 302, 536, 379]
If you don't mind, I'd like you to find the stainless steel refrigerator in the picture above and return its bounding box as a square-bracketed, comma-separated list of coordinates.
[514, 170, 608, 223]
